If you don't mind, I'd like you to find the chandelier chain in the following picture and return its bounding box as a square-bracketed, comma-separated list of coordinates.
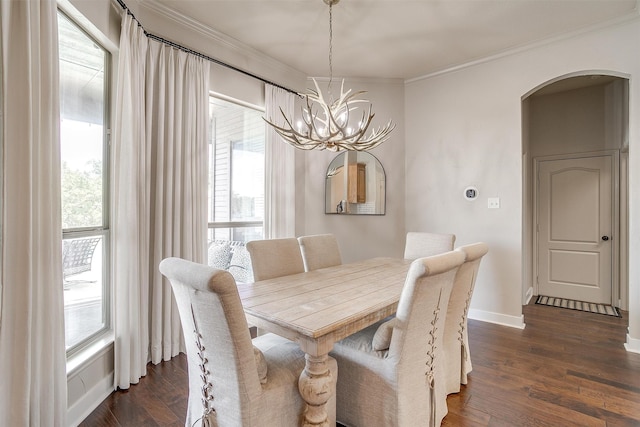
[328, 2, 333, 100]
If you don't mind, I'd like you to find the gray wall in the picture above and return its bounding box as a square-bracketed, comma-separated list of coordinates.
[298, 77, 406, 263]
[529, 81, 625, 157]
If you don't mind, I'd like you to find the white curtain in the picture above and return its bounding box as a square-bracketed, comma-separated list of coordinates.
[0, 1, 67, 425]
[113, 13, 210, 389]
[264, 85, 296, 238]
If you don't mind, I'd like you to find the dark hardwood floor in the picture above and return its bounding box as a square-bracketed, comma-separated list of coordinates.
[81, 301, 640, 426]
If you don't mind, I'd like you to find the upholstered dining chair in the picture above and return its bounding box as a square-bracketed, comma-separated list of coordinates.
[159, 257, 337, 427]
[403, 232, 456, 260]
[246, 238, 305, 281]
[297, 233, 343, 271]
[444, 242, 489, 395]
[329, 250, 465, 427]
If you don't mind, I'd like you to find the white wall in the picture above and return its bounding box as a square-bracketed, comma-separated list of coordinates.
[404, 16, 640, 342]
[298, 77, 406, 263]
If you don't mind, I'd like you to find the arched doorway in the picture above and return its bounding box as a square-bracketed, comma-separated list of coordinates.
[522, 72, 629, 310]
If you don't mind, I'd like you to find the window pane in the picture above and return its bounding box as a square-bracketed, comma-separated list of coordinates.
[59, 12, 105, 229]
[209, 98, 265, 224]
[231, 140, 264, 221]
[63, 236, 105, 349]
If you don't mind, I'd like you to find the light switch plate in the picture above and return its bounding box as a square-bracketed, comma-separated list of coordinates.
[488, 197, 500, 209]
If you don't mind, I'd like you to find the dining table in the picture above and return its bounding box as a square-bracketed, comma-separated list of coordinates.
[237, 257, 412, 427]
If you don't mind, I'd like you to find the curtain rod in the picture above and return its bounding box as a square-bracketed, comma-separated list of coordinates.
[114, 0, 300, 96]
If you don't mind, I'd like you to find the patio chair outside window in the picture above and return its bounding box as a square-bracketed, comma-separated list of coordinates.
[62, 237, 101, 282]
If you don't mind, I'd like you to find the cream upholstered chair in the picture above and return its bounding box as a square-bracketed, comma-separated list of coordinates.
[297, 233, 342, 271]
[159, 257, 337, 427]
[329, 250, 465, 427]
[246, 238, 306, 336]
[403, 232, 456, 260]
[444, 242, 489, 395]
[246, 238, 305, 281]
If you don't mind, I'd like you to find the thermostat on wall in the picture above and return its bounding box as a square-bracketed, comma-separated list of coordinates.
[464, 186, 479, 201]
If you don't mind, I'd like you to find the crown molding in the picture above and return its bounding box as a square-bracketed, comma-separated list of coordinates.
[406, 7, 640, 85]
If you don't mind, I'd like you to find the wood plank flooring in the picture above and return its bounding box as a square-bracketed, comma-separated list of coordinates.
[80, 301, 640, 426]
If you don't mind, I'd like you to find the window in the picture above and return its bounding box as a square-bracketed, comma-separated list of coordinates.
[58, 11, 110, 352]
[207, 96, 265, 283]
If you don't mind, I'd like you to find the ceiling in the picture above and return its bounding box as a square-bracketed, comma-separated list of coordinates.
[142, 0, 638, 81]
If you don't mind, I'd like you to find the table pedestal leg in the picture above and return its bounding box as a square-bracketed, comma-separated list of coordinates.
[298, 353, 334, 427]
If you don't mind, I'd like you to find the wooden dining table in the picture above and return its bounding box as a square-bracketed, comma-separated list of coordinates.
[237, 257, 412, 427]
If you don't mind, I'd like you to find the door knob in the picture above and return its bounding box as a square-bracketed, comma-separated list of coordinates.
[602, 236, 609, 241]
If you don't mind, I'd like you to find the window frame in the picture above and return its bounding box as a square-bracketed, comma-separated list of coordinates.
[58, 8, 112, 357]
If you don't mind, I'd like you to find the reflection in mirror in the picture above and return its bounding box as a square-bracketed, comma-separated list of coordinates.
[325, 152, 386, 215]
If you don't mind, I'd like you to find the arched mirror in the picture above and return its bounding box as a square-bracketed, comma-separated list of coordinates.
[325, 152, 386, 215]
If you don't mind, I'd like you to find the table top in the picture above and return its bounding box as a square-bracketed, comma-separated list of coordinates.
[237, 257, 412, 355]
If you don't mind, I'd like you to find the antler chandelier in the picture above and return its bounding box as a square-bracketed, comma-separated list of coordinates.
[264, 0, 395, 152]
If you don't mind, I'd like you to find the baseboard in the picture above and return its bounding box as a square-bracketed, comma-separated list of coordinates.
[468, 308, 526, 329]
[524, 286, 534, 305]
[66, 373, 113, 427]
[624, 333, 640, 354]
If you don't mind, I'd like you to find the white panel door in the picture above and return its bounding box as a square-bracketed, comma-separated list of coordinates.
[537, 156, 612, 303]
